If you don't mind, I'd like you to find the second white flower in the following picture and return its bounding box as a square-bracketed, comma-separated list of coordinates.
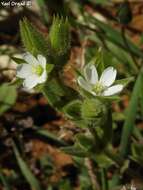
[77, 64, 123, 96]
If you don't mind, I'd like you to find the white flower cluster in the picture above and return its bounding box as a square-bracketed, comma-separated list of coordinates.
[16, 52, 124, 97]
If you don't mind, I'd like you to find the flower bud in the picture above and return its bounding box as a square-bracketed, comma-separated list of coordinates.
[116, 1, 132, 25]
[81, 99, 108, 127]
[49, 16, 70, 55]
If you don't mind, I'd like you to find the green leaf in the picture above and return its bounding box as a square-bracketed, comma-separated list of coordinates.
[115, 77, 134, 86]
[88, 34, 138, 74]
[12, 143, 42, 190]
[91, 17, 143, 59]
[0, 84, 17, 115]
[120, 70, 143, 157]
[106, 41, 138, 74]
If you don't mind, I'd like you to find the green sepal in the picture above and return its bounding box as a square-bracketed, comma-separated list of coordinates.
[115, 76, 134, 87]
[11, 57, 26, 64]
[10, 78, 23, 88]
[46, 64, 54, 74]
[81, 98, 108, 127]
[49, 16, 70, 56]
[20, 18, 48, 57]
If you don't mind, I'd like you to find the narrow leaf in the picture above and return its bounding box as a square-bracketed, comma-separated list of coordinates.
[12, 143, 42, 190]
[120, 70, 143, 157]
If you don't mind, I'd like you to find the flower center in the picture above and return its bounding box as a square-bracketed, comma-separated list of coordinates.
[32, 65, 43, 76]
[92, 82, 105, 95]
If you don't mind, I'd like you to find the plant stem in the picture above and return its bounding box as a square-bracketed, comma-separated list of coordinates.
[101, 168, 108, 190]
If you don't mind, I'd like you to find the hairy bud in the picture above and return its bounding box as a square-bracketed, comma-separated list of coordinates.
[49, 16, 70, 55]
[81, 99, 108, 127]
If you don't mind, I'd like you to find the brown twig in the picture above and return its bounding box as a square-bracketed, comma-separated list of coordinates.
[85, 158, 100, 190]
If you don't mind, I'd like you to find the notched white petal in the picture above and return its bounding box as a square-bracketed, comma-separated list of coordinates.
[38, 70, 47, 83]
[23, 75, 39, 89]
[84, 64, 98, 84]
[23, 52, 38, 65]
[37, 54, 46, 68]
[103, 84, 123, 96]
[78, 76, 92, 92]
[16, 64, 32, 78]
[90, 91, 97, 96]
[100, 67, 117, 87]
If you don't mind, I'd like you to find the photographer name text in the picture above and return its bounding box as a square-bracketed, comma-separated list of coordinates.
[1, 1, 32, 7]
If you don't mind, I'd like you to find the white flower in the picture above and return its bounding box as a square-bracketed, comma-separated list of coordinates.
[16, 53, 47, 89]
[77, 64, 123, 96]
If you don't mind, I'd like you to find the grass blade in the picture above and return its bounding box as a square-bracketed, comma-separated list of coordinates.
[120, 69, 143, 157]
[90, 17, 143, 59]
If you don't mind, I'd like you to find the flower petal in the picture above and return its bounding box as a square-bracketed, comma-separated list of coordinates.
[37, 54, 46, 69]
[16, 64, 32, 78]
[23, 75, 39, 89]
[23, 52, 38, 65]
[100, 67, 117, 87]
[38, 70, 47, 83]
[84, 64, 98, 84]
[77, 76, 92, 92]
[103, 84, 123, 96]
[90, 91, 97, 96]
